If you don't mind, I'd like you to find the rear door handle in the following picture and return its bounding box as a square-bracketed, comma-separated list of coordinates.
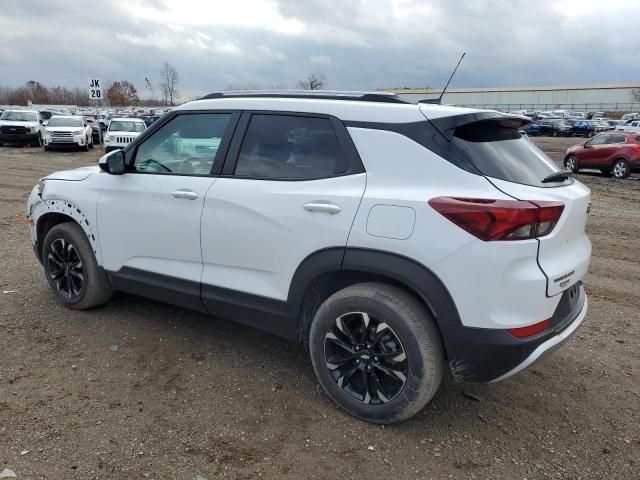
[171, 190, 198, 200]
[303, 202, 342, 214]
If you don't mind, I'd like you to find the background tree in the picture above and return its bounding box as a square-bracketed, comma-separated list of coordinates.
[159, 62, 179, 105]
[0, 81, 90, 106]
[106, 81, 140, 106]
[296, 72, 327, 90]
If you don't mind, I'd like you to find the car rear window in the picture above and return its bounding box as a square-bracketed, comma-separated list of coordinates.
[451, 119, 566, 187]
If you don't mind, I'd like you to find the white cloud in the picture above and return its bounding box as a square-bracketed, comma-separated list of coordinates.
[0, 0, 639, 96]
[310, 55, 332, 65]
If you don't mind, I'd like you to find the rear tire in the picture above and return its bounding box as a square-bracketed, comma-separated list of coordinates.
[612, 158, 631, 179]
[309, 283, 444, 424]
[42, 222, 113, 310]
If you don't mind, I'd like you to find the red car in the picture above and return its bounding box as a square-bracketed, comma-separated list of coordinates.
[564, 132, 640, 179]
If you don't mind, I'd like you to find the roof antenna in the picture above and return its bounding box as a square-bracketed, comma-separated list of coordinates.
[419, 52, 466, 104]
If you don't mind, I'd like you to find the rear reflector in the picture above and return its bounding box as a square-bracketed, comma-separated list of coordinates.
[428, 197, 564, 241]
[507, 319, 551, 338]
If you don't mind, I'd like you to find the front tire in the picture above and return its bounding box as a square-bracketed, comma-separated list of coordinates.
[564, 155, 579, 173]
[309, 283, 444, 424]
[31, 134, 43, 148]
[612, 158, 631, 179]
[42, 222, 112, 309]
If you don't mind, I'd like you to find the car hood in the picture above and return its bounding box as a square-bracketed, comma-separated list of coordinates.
[44, 165, 100, 181]
[106, 131, 142, 136]
[0, 121, 39, 128]
[46, 127, 85, 133]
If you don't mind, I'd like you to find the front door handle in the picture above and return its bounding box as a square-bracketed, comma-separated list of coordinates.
[304, 202, 342, 214]
[171, 190, 198, 200]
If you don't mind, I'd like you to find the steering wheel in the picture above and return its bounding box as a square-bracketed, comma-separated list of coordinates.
[137, 158, 172, 173]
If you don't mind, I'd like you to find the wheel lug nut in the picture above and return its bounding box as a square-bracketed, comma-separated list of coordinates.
[355, 359, 360, 364]
[355, 346, 360, 351]
[366, 365, 371, 371]
[374, 356, 379, 362]
[366, 344, 371, 349]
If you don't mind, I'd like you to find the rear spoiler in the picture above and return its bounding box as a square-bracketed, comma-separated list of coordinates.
[423, 111, 532, 141]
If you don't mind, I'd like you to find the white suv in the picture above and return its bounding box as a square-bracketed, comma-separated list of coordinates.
[26, 91, 591, 423]
[103, 117, 146, 152]
[44, 115, 94, 151]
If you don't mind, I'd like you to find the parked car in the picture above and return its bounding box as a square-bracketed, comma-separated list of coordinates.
[523, 122, 541, 136]
[0, 110, 45, 146]
[43, 115, 93, 151]
[564, 132, 640, 179]
[103, 117, 146, 152]
[539, 119, 573, 136]
[39, 109, 63, 122]
[143, 115, 161, 127]
[26, 91, 591, 423]
[607, 120, 626, 129]
[621, 113, 640, 122]
[571, 120, 609, 137]
[620, 120, 640, 133]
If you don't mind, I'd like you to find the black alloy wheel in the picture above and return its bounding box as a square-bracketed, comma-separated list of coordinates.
[46, 238, 85, 299]
[324, 311, 408, 404]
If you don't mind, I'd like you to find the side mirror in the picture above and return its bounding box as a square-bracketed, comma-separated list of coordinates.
[98, 150, 126, 175]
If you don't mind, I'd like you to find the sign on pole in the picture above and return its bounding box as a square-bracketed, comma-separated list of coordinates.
[88, 78, 103, 100]
[88, 77, 104, 150]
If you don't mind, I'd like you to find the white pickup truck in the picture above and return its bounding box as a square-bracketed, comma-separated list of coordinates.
[0, 110, 46, 147]
[618, 120, 640, 133]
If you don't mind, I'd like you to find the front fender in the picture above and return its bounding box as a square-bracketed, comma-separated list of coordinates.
[27, 181, 102, 265]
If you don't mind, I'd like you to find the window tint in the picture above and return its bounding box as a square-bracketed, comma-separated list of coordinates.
[134, 113, 232, 175]
[609, 134, 626, 144]
[235, 115, 346, 179]
[588, 135, 609, 145]
[451, 119, 562, 187]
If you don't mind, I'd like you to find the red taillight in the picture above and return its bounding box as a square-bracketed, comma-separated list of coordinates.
[428, 197, 564, 241]
[507, 319, 551, 338]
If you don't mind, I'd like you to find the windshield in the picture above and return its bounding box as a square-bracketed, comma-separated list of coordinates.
[109, 121, 145, 132]
[47, 117, 83, 128]
[1, 111, 37, 122]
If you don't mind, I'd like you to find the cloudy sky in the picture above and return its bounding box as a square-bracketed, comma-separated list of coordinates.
[1, 0, 639, 100]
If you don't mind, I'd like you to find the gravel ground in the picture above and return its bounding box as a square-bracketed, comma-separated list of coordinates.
[0, 138, 638, 480]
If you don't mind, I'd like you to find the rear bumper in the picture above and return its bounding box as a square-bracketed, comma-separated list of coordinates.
[443, 283, 587, 383]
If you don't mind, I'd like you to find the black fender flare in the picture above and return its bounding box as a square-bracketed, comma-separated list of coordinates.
[288, 247, 463, 343]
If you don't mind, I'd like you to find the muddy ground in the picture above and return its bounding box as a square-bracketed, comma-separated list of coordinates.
[0, 137, 638, 479]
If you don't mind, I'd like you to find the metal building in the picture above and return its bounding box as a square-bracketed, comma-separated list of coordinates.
[379, 83, 640, 112]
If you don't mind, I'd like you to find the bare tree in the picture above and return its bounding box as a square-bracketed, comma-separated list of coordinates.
[159, 62, 179, 106]
[296, 72, 327, 90]
[632, 87, 640, 103]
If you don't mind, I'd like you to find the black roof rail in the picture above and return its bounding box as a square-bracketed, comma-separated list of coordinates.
[198, 90, 409, 104]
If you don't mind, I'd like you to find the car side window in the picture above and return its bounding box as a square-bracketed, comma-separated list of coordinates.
[588, 135, 609, 146]
[609, 134, 626, 144]
[133, 113, 232, 175]
[234, 115, 347, 180]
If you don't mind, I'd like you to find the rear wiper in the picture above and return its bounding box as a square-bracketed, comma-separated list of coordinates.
[542, 170, 573, 183]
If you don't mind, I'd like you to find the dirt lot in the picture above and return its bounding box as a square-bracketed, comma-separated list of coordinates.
[1, 138, 638, 480]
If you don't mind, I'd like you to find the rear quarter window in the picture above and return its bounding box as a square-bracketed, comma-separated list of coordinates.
[451, 119, 565, 187]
